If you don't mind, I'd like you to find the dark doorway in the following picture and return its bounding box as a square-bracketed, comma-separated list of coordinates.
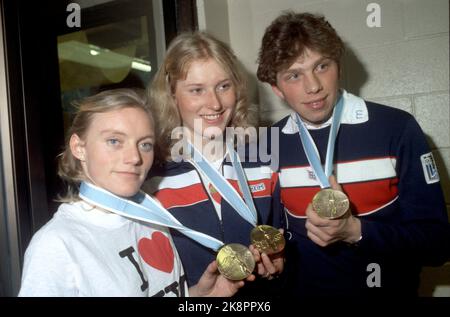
[0, 0, 197, 296]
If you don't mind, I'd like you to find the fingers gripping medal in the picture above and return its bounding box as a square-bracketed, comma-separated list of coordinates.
[216, 243, 255, 280]
[223, 143, 286, 256]
[188, 142, 278, 278]
[251, 225, 285, 255]
[312, 188, 349, 219]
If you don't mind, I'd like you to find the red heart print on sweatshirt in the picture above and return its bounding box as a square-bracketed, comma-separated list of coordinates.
[138, 231, 174, 273]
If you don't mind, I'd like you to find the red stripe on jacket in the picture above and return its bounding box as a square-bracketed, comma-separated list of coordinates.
[281, 178, 399, 217]
[155, 177, 276, 209]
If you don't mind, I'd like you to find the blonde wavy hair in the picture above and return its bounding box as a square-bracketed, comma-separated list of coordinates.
[149, 31, 257, 162]
[57, 88, 155, 202]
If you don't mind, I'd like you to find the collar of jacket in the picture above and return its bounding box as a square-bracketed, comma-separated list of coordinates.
[281, 89, 369, 134]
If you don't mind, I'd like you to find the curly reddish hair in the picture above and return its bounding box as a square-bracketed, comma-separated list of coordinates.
[257, 12, 345, 85]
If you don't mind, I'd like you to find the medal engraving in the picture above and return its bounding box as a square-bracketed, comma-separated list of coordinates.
[216, 243, 255, 280]
[251, 225, 285, 255]
[312, 188, 349, 219]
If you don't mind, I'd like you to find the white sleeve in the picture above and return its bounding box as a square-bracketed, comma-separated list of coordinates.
[18, 228, 78, 297]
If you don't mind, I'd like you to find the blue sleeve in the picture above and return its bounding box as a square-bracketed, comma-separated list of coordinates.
[271, 173, 286, 230]
[359, 116, 450, 266]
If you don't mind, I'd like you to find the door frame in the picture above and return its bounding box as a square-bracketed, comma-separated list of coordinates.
[0, 0, 197, 296]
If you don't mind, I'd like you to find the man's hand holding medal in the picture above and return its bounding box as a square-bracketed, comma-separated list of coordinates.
[306, 175, 362, 247]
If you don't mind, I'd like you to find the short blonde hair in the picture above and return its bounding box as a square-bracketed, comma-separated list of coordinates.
[149, 31, 256, 161]
[57, 88, 154, 202]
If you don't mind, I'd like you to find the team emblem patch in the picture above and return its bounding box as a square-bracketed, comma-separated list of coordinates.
[250, 183, 266, 193]
[420, 152, 440, 184]
[307, 169, 316, 180]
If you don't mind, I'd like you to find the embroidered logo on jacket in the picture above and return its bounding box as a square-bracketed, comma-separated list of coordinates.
[307, 169, 316, 180]
[250, 183, 266, 193]
[420, 152, 440, 184]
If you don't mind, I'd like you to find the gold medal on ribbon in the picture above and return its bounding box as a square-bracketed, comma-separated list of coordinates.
[312, 188, 349, 219]
[216, 243, 255, 280]
[250, 225, 285, 255]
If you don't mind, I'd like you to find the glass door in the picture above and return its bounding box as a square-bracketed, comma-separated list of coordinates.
[57, 0, 160, 132]
[0, 0, 197, 296]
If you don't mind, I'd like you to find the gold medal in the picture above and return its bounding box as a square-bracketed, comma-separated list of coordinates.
[216, 243, 255, 280]
[251, 225, 285, 255]
[312, 188, 349, 219]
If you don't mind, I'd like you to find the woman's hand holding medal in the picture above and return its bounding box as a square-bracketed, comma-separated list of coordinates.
[248, 226, 285, 280]
[215, 227, 286, 282]
[191, 260, 256, 297]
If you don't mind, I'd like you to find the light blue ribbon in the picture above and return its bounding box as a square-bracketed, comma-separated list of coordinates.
[79, 182, 224, 251]
[187, 141, 257, 227]
[295, 94, 344, 188]
[225, 141, 258, 220]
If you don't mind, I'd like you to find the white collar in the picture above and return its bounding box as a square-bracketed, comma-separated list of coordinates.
[281, 90, 369, 134]
[188, 146, 229, 170]
[303, 115, 333, 130]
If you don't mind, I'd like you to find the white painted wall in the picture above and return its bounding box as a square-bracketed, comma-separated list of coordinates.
[198, 0, 450, 297]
